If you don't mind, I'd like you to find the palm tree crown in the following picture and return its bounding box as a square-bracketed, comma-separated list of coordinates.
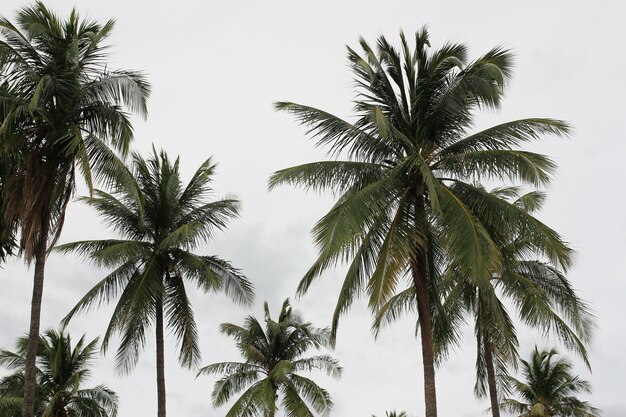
[270, 28, 571, 417]
[0, 329, 118, 417]
[57, 148, 254, 417]
[500, 347, 599, 417]
[198, 299, 342, 417]
[372, 412, 409, 417]
[0, 1, 150, 259]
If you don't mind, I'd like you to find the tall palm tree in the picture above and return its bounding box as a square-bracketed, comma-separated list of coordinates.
[500, 347, 599, 417]
[0, 328, 118, 417]
[269, 29, 570, 417]
[374, 188, 593, 417]
[198, 299, 342, 417]
[56, 149, 254, 417]
[0, 4, 150, 416]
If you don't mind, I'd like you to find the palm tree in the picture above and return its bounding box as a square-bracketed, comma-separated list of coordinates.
[56, 148, 254, 417]
[372, 412, 409, 417]
[269, 29, 570, 417]
[0, 4, 150, 416]
[500, 347, 599, 417]
[450, 189, 592, 417]
[374, 188, 593, 417]
[198, 299, 342, 417]
[0, 328, 118, 417]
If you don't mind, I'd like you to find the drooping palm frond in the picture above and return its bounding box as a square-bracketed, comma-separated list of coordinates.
[0, 180, 17, 263]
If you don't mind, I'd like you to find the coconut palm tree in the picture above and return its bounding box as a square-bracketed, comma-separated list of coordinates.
[500, 347, 599, 417]
[372, 412, 409, 417]
[374, 188, 593, 417]
[0, 4, 150, 416]
[198, 299, 341, 417]
[448, 189, 592, 417]
[269, 28, 570, 417]
[0, 328, 118, 417]
[56, 148, 254, 417]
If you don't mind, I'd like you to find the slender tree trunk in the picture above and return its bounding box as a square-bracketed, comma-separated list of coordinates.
[483, 332, 501, 417]
[411, 194, 438, 417]
[21, 221, 49, 417]
[412, 260, 438, 417]
[156, 298, 166, 417]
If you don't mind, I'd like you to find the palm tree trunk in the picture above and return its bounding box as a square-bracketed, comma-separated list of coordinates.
[156, 298, 166, 417]
[412, 259, 438, 417]
[21, 220, 49, 417]
[411, 194, 438, 417]
[483, 333, 501, 417]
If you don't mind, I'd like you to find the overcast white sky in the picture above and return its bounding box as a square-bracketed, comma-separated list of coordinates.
[1, 1, 625, 416]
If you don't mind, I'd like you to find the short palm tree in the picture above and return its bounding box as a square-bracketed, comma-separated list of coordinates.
[372, 412, 409, 417]
[374, 188, 593, 417]
[270, 28, 570, 417]
[0, 4, 149, 416]
[0, 328, 118, 417]
[57, 149, 254, 417]
[500, 347, 599, 417]
[198, 299, 342, 417]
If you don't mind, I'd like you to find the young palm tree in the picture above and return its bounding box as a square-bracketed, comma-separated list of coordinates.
[198, 299, 342, 417]
[0, 4, 150, 416]
[0, 328, 118, 417]
[270, 29, 570, 417]
[56, 149, 254, 417]
[500, 347, 599, 417]
[372, 412, 409, 417]
[374, 188, 593, 417]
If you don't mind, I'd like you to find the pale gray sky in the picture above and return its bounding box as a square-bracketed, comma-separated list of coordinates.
[1, 1, 625, 416]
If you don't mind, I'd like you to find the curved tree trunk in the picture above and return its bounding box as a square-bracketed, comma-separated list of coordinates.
[156, 298, 166, 417]
[412, 195, 438, 417]
[483, 333, 501, 417]
[21, 221, 49, 417]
